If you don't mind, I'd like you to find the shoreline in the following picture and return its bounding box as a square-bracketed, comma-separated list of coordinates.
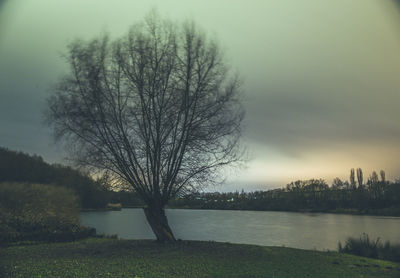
[81, 206, 400, 217]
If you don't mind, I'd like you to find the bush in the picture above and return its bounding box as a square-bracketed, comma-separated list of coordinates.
[338, 233, 400, 262]
[0, 182, 95, 245]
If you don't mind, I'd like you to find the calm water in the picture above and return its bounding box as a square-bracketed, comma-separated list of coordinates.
[80, 209, 400, 250]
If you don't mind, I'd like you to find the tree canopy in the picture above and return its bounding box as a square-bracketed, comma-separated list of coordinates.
[46, 13, 244, 241]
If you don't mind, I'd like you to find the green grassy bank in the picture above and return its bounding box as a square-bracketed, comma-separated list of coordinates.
[1, 239, 399, 278]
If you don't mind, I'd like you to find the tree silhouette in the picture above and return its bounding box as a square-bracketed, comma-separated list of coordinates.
[357, 168, 363, 189]
[370, 171, 379, 185]
[332, 177, 344, 189]
[350, 168, 356, 189]
[380, 170, 386, 183]
[45, 13, 244, 242]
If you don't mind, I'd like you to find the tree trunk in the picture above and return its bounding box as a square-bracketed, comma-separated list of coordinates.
[143, 205, 176, 242]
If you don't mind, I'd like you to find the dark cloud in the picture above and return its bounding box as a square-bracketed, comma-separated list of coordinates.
[393, 0, 400, 9]
[244, 86, 400, 154]
[1, 0, 400, 187]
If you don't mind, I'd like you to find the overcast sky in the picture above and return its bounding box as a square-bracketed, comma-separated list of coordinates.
[1, 0, 400, 191]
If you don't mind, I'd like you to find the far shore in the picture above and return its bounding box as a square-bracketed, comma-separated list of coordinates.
[81, 205, 400, 217]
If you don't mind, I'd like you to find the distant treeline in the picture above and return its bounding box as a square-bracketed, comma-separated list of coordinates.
[0, 147, 109, 209]
[0, 147, 145, 209]
[2, 147, 399, 214]
[169, 170, 400, 216]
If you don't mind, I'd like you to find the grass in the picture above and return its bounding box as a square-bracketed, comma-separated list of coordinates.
[1, 238, 399, 278]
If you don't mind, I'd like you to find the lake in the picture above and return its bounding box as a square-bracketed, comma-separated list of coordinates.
[80, 208, 400, 250]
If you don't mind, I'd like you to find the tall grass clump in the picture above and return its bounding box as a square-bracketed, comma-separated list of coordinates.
[338, 233, 400, 262]
[0, 182, 95, 246]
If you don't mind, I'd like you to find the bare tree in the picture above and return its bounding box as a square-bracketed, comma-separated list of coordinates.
[45, 14, 244, 242]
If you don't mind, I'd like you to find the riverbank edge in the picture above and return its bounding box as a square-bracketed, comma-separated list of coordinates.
[1, 238, 400, 277]
[82, 206, 400, 217]
[166, 206, 400, 217]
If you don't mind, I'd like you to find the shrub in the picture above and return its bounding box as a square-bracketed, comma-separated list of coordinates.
[338, 233, 400, 262]
[0, 182, 95, 245]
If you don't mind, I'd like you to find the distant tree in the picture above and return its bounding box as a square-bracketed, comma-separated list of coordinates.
[350, 168, 356, 189]
[343, 180, 350, 190]
[367, 171, 384, 203]
[369, 171, 379, 185]
[286, 181, 298, 192]
[45, 13, 244, 242]
[332, 177, 344, 189]
[356, 168, 364, 189]
[380, 170, 386, 183]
